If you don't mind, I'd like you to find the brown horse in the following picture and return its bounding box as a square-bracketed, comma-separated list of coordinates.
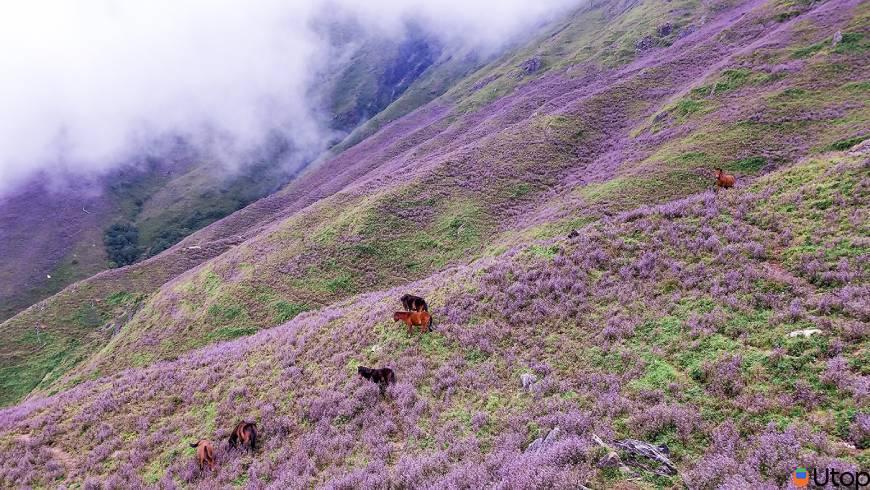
[357, 366, 396, 395]
[189, 439, 216, 472]
[228, 422, 257, 453]
[714, 168, 735, 190]
[400, 294, 428, 312]
[393, 311, 432, 334]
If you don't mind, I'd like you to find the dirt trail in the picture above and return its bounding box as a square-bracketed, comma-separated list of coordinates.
[759, 260, 816, 296]
[15, 434, 75, 473]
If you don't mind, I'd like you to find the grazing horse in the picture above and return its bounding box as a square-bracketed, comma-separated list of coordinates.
[228, 422, 257, 453]
[189, 439, 216, 472]
[714, 168, 735, 190]
[393, 311, 433, 334]
[400, 294, 428, 312]
[357, 366, 396, 394]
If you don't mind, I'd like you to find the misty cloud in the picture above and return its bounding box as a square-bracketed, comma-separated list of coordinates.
[0, 0, 581, 194]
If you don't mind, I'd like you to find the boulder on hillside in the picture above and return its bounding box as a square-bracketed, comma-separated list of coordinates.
[635, 35, 655, 52]
[521, 372, 538, 390]
[525, 426, 563, 453]
[519, 57, 542, 74]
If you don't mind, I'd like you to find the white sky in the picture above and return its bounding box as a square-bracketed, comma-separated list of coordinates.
[0, 0, 581, 193]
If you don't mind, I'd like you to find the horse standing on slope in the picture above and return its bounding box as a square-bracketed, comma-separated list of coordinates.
[228, 422, 257, 453]
[189, 439, 217, 472]
[357, 366, 396, 395]
[714, 168, 735, 190]
[393, 311, 433, 334]
[400, 294, 428, 312]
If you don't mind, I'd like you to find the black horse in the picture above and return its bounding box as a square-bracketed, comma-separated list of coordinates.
[400, 294, 428, 312]
[357, 366, 396, 394]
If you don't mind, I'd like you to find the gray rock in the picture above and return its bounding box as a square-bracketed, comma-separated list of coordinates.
[543, 426, 563, 446]
[635, 35, 655, 52]
[526, 427, 562, 453]
[519, 57, 542, 74]
[832, 30, 843, 46]
[597, 451, 622, 468]
[521, 373, 537, 390]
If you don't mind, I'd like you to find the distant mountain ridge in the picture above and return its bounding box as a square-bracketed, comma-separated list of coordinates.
[0, 26, 485, 324]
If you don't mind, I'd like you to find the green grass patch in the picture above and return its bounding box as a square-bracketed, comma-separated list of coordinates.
[826, 135, 867, 151]
[628, 357, 679, 392]
[272, 301, 309, 324]
[73, 304, 104, 328]
[130, 351, 155, 367]
[325, 273, 355, 294]
[507, 182, 533, 199]
[727, 156, 767, 173]
[202, 271, 222, 295]
[106, 291, 135, 306]
[691, 68, 774, 96]
[0, 334, 80, 407]
[520, 215, 597, 242]
[206, 326, 258, 343]
[792, 41, 826, 58]
[206, 302, 247, 325]
[528, 244, 560, 259]
[833, 32, 867, 54]
[576, 178, 629, 203]
[713, 69, 752, 92]
[674, 99, 706, 117]
[419, 333, 453, 362]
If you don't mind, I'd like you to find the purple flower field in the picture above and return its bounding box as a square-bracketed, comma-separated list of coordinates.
[0, 0, 866, 487]
[0, 148, 866, 488]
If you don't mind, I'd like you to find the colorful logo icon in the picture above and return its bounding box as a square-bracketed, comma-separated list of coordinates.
[792, 467, 809, 488]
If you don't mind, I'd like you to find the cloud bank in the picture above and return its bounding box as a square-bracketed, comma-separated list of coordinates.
[0, 0, 581, 194]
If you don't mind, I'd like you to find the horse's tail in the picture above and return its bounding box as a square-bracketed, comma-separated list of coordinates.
[428, 314, 434, 332]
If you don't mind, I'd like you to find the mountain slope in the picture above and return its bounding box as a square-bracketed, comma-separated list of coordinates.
[0, 27, 467, 325]
[2, 0, 867, 408]
[36, 0, 869, 398]
[0, 145, 865, 488]
[0, 0, 866, 485]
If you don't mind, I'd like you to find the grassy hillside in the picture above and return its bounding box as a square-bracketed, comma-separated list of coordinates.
[0, 146, 865, 488]
[43, 0, 869, 394]
[2, 0, 866, 410]
[0, 0, 865, 485]
[0, 180, 112, 323]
